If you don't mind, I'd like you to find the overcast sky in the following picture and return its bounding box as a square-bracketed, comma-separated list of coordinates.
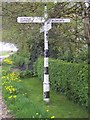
[0, 42, 18, 52]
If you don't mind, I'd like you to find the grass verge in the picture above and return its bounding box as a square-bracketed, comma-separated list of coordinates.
[2, 64, 88, 118]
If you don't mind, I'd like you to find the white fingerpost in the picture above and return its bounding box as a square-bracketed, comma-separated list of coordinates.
[17, 3, 70, 104]
[43, 4, 50, 103]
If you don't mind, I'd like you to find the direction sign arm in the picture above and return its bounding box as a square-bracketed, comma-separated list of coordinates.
[50, 18, 70, 23]
[17, 17, 45, 23]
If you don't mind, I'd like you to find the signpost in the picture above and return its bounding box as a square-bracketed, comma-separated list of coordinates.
[17, 4, 70, 103]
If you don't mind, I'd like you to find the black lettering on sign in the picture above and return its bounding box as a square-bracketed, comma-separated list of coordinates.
[44, 49, 49, 57]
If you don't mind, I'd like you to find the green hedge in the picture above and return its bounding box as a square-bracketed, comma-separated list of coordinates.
[10, 53, 29, 68]
[34, 58, 88, 108]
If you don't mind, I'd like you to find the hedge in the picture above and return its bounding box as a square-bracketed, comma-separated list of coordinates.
[34, 58, 88, 108]
[10, 53, 29, 69]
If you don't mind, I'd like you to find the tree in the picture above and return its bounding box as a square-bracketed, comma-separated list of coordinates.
[2, 2, 88, 68]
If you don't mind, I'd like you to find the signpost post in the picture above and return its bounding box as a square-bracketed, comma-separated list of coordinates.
[17, 4, 70, 103]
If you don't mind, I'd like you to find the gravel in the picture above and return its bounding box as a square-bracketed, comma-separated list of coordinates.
[0, 92, 12, 119]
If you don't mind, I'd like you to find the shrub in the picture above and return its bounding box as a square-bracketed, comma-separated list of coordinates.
[34, 58, 88, 108]
[10, 53, 29, 69]
[19, 70, 33, 78]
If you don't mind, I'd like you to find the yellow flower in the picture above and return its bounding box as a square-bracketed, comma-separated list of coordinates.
[46, 109, 49, 112]
[10, 91, 12, 94]
[3, 58, 13, 65]
[13, 95, 17, 98]
[2, 76, 6, 79]
[6, 87, 8, 90]
[8, 95, 12, 99]
[36, 113, 39, 115]
[12, 88, 15, 91]
[51, 116, 55, 119]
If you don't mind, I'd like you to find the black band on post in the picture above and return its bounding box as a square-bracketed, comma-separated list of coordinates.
[44, 67, 49, 74]
[44, 49, 49, 57]
[44, 91, 50, 98]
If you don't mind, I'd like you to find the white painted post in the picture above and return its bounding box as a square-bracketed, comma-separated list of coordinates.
[43, 4, 50, 103]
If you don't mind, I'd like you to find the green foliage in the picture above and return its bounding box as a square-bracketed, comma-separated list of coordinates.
[34, 58, 88, 108]
[19, 70, 33, 78]
[33, 58, 44, 80]
[10, 53, 29, 68]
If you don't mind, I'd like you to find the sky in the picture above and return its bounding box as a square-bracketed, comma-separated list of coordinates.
[0, 42, 18, 52]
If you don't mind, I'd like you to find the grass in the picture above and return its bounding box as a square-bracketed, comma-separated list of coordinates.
[2, 66, 88, 118]
[20, 77, 88, 118]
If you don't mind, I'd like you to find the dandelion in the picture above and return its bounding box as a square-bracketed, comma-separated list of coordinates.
[8, 95, 12, 99]
[3, 58, 13, 65]
[10, 91, 12, 94]
[2, 76, 6, 79]
[51, 116, 55, 119]
[32, 116, 35, 118]
[46, 109, 49, 112]
[13, 95, 17, 99]
[12, 88, 15, 91]
[6, 86, 9, 90]
[36, 113, 39, 115]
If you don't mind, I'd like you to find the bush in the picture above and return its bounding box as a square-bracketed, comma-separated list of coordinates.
[10, 53, 29, 69]
[34, 58, 88, 108]
[19, 70, 33, 78]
